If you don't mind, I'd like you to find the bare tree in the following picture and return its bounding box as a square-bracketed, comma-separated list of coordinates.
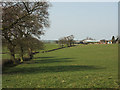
[112, 36, 116, 44]
[58, 37, 65, 48]
[1, 2, 50, 64]
[58, 35, 74, 48]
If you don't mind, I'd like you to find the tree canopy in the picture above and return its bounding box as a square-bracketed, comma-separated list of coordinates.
[1, 2, 50, 64]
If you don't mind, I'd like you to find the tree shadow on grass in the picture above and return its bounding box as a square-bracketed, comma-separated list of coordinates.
[3, 65, 105, 74]
[3, 56, 105, 74]
[23, 57, 73, 64]
[33, 56, 54, 59]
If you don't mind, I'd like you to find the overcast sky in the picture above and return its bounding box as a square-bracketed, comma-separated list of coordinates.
[41, 2, 118, 40]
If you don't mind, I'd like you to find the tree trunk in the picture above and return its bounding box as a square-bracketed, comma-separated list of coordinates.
[5, 35, 17, 64]
[70, 41, 72, 47]
[9, 48, 16, 64]
[28, 48, 33, 59]
[20, 46, 24, 63]
[67, 42, 69, 47]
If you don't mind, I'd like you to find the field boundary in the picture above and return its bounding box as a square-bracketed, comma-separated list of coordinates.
[41, 45, 76, 53]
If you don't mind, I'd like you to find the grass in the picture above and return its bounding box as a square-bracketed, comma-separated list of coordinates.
[44, 43, 59, 50]
[2, 43, 59, 60]
[2, 44, 118, 88]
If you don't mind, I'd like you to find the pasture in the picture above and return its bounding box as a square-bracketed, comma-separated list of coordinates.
[2, 44, 118, 88]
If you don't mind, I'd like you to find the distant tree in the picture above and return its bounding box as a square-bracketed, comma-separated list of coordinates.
[112, 36, 116, 44]
[58, 35, 74, 47]
[86, 37, 94, 40]
[64, 37, 69, 47]
[58, 38, 65, 48]
[119, 36, 120, 44]
[115, 37, 118, 43]
[69, 35, 74, 46]
[116, 36, 120, 44]
[55, 40, 59, 44]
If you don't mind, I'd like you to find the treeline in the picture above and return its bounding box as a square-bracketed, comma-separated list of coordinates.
[1, 2, 50, 64]
[57, 35, 75, 48]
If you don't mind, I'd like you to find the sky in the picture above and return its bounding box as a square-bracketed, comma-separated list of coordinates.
[41, 2, 118, 40]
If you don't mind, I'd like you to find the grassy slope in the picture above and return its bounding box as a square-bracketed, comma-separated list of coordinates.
[44, 43, 59, 50]
[2, 44, 118, 88]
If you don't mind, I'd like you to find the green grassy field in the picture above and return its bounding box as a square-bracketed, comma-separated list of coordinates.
[2, 43, 59, 60]
[2, 44, 118, 88]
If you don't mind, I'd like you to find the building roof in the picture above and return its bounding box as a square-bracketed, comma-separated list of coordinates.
[83, 40, 100, 43]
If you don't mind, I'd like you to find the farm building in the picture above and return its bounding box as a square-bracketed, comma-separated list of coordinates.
[83, 40, 100, 44]
[100, 40, 112, 44]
